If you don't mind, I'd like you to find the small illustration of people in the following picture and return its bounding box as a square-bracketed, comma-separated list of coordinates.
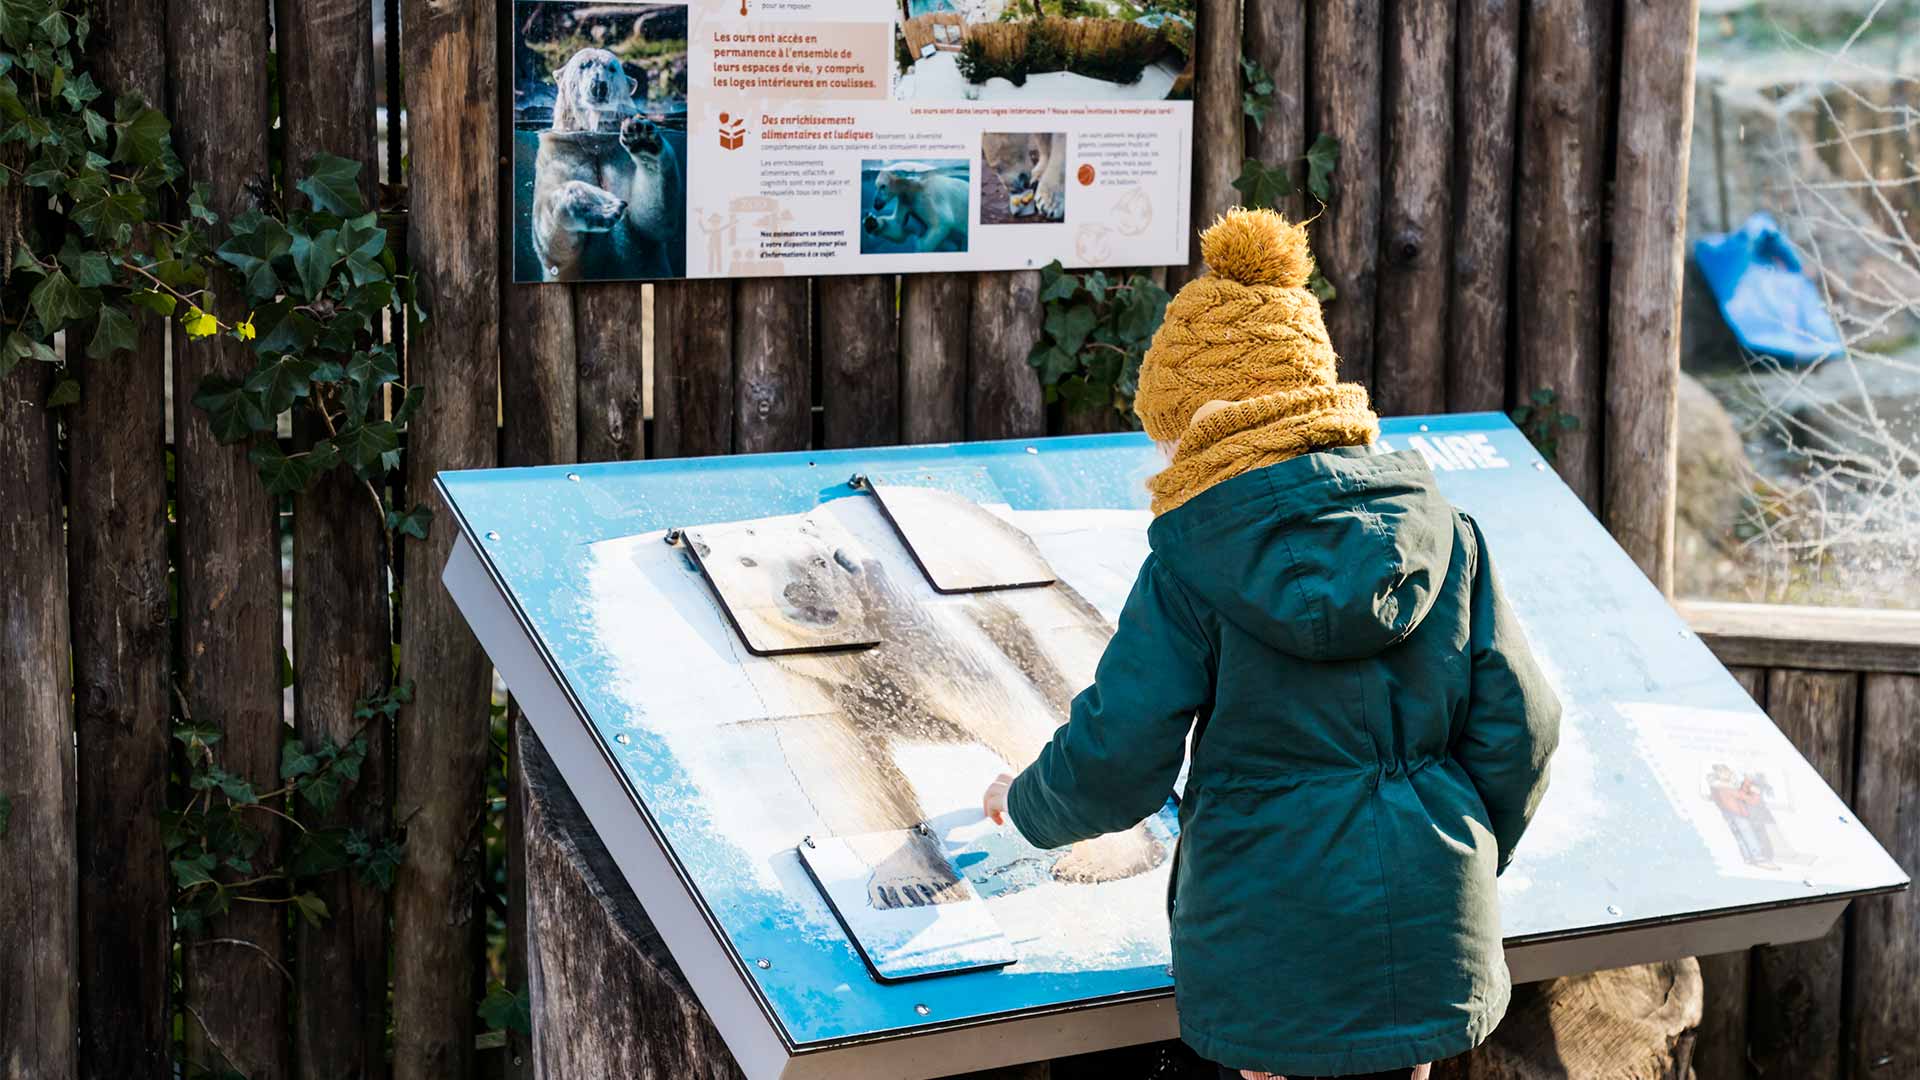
[1705, 763, 1784, 870]
[695, 210, 739, 273]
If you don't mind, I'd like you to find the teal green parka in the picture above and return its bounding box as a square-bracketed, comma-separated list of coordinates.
[1006, 447, 1561, 1075]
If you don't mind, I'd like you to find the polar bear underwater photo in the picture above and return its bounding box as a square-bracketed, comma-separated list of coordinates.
[860, 159, 972, 255]
[511, 2, 690, 282]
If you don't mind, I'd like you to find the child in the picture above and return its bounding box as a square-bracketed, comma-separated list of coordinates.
[983, 209, 1561, 1080]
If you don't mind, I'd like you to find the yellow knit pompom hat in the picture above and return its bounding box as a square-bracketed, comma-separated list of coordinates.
[1134, 207, 1378, 514]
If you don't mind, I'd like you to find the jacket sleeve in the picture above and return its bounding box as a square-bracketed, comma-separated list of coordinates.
[1453, 515, 1562, 874]
[1005, 557, 1214, 851]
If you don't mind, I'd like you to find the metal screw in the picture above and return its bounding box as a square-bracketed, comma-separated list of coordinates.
[1839, 814, 1850, 824]
[1532, 462, 1546, 471]
[802, 835, 816, 849]
[1606, 904, 1622, 916]
[1418, 424, 1430, 432]
[1803, 878, 1816, 888]
[1025, 446, 1038, 454]
[756, 958, 772, 970]
[485, 531, 501, 541]
[566, 472, 580, 482]
[663, 528, 684, 546]
[914, 1003, 931, 1016]
[1165, 964, 1175, 977]
[614, 733, 631, 745]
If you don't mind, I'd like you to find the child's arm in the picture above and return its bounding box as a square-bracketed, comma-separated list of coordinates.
[1001, 557, 1213, 851]
[1452, 516, 1562, 874]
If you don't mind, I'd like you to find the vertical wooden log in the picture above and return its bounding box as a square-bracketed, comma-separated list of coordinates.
[575, 286, 649, 462]
[0, 362, 76, 1079]
[1447, 0, 1520, 413]
[899, 276, 969, 444]
[1512, 0, 1615, 508]
[394, 0, 501, 1074]
[69, 3, 172, 1075]
[501, 292, 580, 470]
[1177, 0, 1243, 285]
[1603, 0, 1697, 596]
[1243, 0, 1305, 220]
[967, 271, 1045, 440]
[1373, 0, 1454, 417]
[653, 281, 735, 457]
[1848, 673, 1920, 1079]
[819, 275, 900, 448]
[1307, 1, 1384, 389]
[1693, 665, 1766, 1080]
[279, 1, 395, 1075]
[166, 1, 288, 1074]
[733, 280, 811, 453]
[1747, 668, 1858, 1080]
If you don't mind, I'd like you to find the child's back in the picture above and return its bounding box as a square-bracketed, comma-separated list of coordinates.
[990, 210, 1561, 1079]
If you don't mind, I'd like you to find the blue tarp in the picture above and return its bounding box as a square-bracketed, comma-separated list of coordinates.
[1693, 211, 1843, 366]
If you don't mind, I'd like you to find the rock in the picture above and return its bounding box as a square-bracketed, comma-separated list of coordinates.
[1432, 960, 1703, 1080]
[1782, 350, 1920, 476]
[1675, 371, 1759, 601]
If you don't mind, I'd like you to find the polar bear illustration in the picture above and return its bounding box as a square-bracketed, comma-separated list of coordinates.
[862, 164, 970, 254]
[981, 132, 1066, 221]
[531, 114, 683, 280]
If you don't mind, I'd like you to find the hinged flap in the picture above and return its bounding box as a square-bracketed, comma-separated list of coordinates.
[681, 516, 882, 656]
[798, 828, 1017, 983]
[860, 467, 1057, 594]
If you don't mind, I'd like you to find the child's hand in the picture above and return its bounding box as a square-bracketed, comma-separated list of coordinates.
[982, 772, 1015, 825]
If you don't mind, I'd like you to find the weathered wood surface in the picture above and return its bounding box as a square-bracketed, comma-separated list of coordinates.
[1680, 601, 1920, 674]
[900, 275, 970, 443]
[1512, 0, 1615, 508]
[1848, 673, 1920, 1078]
[575, 285, 650, 462]
[69, 3, 173, 1075]
[1179, 0, 1242, 285]
[1373, 0, 1454, 417]
[733, 279, 812, 453]
[1746, 668, 1857, 1080]
[1307, 0, 1383, 388]
[1691, 667, 1765, 1080]
[166, 0, 289, 1072]
[518, 724, 748, 1079]
[1447, 0, 1520, 413]
[1431, 960, 1702, 1080]
[820, 275, 901, 448]
[968, 271, 1045, 439]
[1241, 0, 1304, 220]
[1244, 0, 1305, 219]
[280, 1, 394, 1074]
[0, 353, 77, 1079]
[654, 281, 736, 457]
[393, 0, 501, 1074]
[1604, 0, 1699, 596]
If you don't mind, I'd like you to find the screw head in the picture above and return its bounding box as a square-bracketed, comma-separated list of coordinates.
[914, 1003, 930, 1016]
[485, 531, 501, 541]
[1025, 446, 1039, 454]
[1533, 462, 1546, 471]
[1418, 424, 1430, 432]
[756, 958, 772, 970]
[1839, 814, 1851, 824]
[567, 472, 580, 482]
[1606, 904, 1622, 916]
[1165, 964, 1175, 978]
[614, 733, 631, 745]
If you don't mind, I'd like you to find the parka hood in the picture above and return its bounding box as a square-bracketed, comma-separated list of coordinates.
[1146, 447, 1454, 661]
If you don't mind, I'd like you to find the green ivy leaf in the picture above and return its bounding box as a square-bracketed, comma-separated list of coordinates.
[3, 330, 58, 379]
[191, 375, 272, 444]
[29, 269, 93, 331]
[386, 504, 433, 541]
[1305, 133, 1340, 203]
[1038, 260, 1078, 303]
[69, 185, 143, 247]
[296, 153, 365, 217]
[46, 376, 79, 407]
[243, 354, 318, 414]
[1307, 268, 1336, 303]
[112, 105, 169, 167]
[291, 892, 330, 928]
[1230, 157, 1291, 212]
[249, 442, 331, 496]
[479, 985, 532, 1036]
[331, 420, 400, 472]
[290, 227, 339, 301]
[58, 240, 113, 287]
[171, 851, 219, 889]
[1043, 304, 1097, 357]
[337, 212, 388, 285]
[346, 830, 405, 890]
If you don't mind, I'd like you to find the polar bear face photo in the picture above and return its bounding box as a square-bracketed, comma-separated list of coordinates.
[860, 159, 972, 255]
[980, 132, 1066, 224]
[553, 48, 638, 133]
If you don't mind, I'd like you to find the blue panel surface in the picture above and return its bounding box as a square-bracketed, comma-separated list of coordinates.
[439, 413, 1907, 1050]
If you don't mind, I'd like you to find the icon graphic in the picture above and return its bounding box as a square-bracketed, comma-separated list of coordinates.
[719, 112, 746, 150]
[1076, 163, 1095, 186]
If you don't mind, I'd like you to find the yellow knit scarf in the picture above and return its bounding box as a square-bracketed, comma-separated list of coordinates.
[1146, 384, 1379, 515]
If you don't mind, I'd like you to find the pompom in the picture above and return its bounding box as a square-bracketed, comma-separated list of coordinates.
[1199, 207, 1313, 288]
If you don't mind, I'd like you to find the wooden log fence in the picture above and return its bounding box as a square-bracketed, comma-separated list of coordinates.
[7, 0, 1841, 1077]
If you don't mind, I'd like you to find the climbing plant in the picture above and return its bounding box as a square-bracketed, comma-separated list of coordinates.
[1028, 261, 1172, 424]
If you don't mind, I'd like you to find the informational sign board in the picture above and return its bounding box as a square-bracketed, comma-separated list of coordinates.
[438, 415, 1908, 1080]
[510, 0, 1194, 283]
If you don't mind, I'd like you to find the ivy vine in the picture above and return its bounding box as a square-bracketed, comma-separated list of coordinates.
[1028, 262, 1172, 423]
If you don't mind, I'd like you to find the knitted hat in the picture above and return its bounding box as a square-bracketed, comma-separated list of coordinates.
[1134, 208, 1378, 514]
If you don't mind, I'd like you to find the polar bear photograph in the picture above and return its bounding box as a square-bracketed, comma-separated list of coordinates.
[860, 159, 972, 255]
[512, 3, 690, 281]
[980, 131, 1066, 224]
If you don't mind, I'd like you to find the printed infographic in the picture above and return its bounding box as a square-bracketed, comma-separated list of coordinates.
[510, 0, 1195, 282]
